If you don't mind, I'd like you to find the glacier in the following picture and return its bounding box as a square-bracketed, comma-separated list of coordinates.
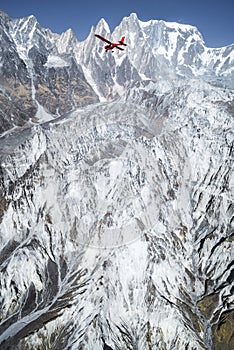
[0, 9, 233, 350]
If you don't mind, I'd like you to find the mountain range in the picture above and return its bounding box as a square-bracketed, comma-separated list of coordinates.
[0, 9, 233, 350]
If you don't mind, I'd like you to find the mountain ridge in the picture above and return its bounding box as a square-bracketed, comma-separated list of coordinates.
[0, 10, 233, 135]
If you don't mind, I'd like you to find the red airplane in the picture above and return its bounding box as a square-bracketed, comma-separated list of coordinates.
[95, 34, 127, 52]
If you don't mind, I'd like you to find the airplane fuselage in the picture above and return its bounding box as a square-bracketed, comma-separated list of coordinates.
[95, 34, 127, 52]
[105, 43, 121, 51]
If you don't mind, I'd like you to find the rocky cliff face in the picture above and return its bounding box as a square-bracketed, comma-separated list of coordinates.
[0, 10, 99, 135]
[0, 10, 233, 350]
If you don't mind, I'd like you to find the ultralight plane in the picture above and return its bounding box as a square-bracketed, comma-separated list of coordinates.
[95, 34, 127, 52]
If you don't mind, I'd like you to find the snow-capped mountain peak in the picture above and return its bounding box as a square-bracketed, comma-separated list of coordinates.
[56, 28, 79, 54]
[95, 17, 110, 36]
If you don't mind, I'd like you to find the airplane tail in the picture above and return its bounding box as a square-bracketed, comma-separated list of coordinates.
[119, 36, 127, 46]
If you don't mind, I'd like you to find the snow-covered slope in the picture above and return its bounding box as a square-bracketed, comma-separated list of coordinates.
[0, 9, 233, 350]
[0, 79, 233, 349]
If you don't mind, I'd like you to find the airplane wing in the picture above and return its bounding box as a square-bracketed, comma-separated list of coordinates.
[95, 34, 112, 45]
[116, 47, 124, 51]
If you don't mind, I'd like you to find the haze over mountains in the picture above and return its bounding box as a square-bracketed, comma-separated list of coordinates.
[0, 10, 233, 350]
